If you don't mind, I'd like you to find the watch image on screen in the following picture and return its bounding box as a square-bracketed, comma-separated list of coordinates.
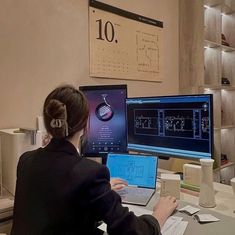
[95, 94, 114, 121]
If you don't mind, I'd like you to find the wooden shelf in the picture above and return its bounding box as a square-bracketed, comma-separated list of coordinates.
[221, 45, 235, 52]
[202, 85, 235, 90]
[204, 40, 221, 48]
[204, 40, 235, 52]
[221, 125, 235, 129]
[220, 161, 235, 169]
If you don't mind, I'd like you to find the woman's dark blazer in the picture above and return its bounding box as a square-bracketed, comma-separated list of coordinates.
[11, 138, 161, 235]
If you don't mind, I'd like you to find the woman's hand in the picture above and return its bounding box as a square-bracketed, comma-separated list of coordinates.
[152, 196, 178, 228]
[110, 178, 128, 191]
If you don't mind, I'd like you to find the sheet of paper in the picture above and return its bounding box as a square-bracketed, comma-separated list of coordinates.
[162, 217, 188, 235]
[193, 214, 220, 223]
[179, 205, 200, 215]
[161, 216, 183, 234]
[174, 221, 188, 235]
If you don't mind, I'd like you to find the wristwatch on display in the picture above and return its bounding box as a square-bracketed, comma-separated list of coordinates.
[95, 94, 114, 121]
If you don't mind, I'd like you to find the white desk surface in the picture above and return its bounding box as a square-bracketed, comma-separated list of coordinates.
[157, 168, 235, 218]
[103, 181, 235, 235]
[178, 182, 235, 218]
[145, 181, 235, 235]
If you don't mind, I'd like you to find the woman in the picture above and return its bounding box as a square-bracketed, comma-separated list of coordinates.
[11, 85, 178, 235]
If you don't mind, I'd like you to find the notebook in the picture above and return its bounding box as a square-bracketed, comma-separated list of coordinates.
[106, 153, 158, 206]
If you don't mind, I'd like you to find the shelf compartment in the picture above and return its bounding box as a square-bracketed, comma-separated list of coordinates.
[204, 47, 221, 86]
[222, 13, 235, 48]
[204, 5, 222, 43]
[221, 90, 235, 126]
[204, 0, 235, 14]
[221, 125, 235, 129]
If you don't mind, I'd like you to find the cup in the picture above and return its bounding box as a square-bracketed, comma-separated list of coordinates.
[231, 178, 235, 195]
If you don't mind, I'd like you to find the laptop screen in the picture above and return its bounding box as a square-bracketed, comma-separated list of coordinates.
[106, 153, 158, 189]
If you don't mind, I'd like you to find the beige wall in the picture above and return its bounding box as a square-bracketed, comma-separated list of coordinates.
[0, 0, 179, 129]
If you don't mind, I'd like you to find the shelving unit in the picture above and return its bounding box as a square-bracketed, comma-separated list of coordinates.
[179, 0, 235, 183]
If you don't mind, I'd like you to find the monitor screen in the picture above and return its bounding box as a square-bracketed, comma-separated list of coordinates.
[106, 153, 158, 188]
[126, 94, 213, 160]
[79, 84, 127, 157]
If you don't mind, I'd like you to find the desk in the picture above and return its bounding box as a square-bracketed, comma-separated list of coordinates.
[104, 181, 235, 235]
[150, 182, 235, 235]
[179, 182, 235, 218]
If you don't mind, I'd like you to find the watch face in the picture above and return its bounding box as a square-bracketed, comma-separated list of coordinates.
[95, 102, 114, 121]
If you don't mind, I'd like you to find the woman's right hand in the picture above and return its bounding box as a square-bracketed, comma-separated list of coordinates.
[152, 196, 178, 228]
[110, 178, 128, 191]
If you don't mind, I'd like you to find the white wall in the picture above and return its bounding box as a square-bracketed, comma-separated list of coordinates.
[0, 0, 179, 129]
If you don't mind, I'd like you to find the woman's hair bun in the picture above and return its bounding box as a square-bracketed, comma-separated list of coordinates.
[43, 85, 89, 140]
[45, 99, 66, 120]
[44, 99, 68, 139]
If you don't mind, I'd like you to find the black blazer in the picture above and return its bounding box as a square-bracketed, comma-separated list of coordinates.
[11, 138, 161, 235]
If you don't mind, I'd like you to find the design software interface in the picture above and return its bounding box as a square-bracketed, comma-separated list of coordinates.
[126, 95, 213, 159]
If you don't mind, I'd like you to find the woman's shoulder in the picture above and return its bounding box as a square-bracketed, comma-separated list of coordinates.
[72, 157, 110, 181]
[19, 147, 43, 162]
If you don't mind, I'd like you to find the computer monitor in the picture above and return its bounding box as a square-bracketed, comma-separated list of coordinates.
[126, 94, 213, 160]
[79, 84, 127, 157]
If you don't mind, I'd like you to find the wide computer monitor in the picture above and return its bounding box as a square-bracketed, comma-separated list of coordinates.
[126, 94, 213, 160]
[79, 84, 127, 158]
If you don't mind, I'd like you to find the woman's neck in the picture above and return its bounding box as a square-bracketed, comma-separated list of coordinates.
[67, 130, 83, 150]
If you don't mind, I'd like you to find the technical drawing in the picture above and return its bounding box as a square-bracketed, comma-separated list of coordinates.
[116, 161, 144, 181]
[133, 108, 210, 140]
[136, 31, 160, 74]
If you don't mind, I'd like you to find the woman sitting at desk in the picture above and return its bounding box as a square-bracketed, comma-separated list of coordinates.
[11, 85, 178, 235]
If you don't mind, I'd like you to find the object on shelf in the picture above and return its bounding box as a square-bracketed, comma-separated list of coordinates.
[221, 77, 230, 85]
[221, 33, 230, 47]
[221, 153, 229, 165]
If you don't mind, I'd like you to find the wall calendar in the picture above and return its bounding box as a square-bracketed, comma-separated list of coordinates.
[89, 0, 164, 82]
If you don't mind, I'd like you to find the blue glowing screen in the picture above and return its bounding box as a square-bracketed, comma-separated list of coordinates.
[106, 153, 158, 188]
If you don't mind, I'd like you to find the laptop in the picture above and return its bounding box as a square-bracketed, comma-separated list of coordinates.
[106, 153, 158, 206]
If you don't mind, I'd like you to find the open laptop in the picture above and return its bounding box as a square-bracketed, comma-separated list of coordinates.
[106, 153, 158, 206]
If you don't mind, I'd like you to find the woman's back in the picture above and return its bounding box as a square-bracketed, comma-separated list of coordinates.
[11, 138, 111, 234]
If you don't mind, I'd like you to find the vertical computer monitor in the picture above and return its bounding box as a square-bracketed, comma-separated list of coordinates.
[126, 94, 213, 160]
[79, 84, 127, 157]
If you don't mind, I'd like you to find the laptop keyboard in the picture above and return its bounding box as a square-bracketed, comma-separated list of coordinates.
[117, 187, 153, 197]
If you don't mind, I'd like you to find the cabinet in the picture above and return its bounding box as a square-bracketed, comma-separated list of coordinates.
[179, 0, 235, 183]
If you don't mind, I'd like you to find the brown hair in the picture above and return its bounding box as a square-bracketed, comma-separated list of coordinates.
[43, 85, 89, 139]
